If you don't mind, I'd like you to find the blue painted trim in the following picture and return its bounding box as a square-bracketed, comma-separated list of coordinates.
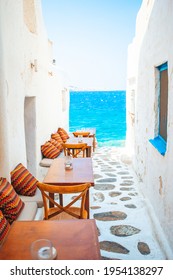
[157, 62, 168, 72]
[149, 136, 166, 156]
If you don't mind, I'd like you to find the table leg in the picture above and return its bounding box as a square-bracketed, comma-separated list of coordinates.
[86, 189, 90, 218]
[49, 193, 63, 207]
[93, 135, 96, 152]
[59, 194, 63, 206]
[89, 135, 96, 152]
[86, 148, 88, 157]
[86, 147, 91, 157]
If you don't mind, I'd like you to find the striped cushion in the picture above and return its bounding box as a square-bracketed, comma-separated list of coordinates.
[49, 138, 63, 152]
[51, 132, 63, 144]
[0, 209, 10, 244]
[0, 178, 24, 224]
[57, 127, 69, 142]
[41, 141, 60, 159]
[10, 163, 38, 196]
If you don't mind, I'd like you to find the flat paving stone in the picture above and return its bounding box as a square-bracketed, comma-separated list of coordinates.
[94, 211, 127, 221]
[100, 241, 129, 254]
[101, 256, 121, 260]
[122, 176, 134, 179]
[109, 191, 122, 197]
[120, 187, 135, 191]
[93, 192, 105, 202]
[90, 205, 101, 209]
[137, 242, 151, 255]
[128, 192, 138, 196]
[120, 181, 134, 186]
[101, 169, 114, 173]
[97, 178, 117, 183]
[120, 197, 132, 201]
[124, 204, 137, 209]
[110, 202, 117, 205]
[105, 173, 117, 177]
[94, 184, 115, 190]
[111, 225, 141, 236]
[97, 227, 101, 236]
[117, 171, 130, 175]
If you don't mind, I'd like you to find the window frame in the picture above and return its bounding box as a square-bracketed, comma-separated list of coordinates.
[149, 62, 168, 156]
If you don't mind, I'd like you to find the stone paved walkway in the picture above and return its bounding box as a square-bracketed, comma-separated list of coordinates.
[90, 146, 167, 260]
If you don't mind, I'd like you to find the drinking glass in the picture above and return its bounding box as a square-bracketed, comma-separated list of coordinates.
[30, 239, 54, 260]
[78, 135, 83, 143]
[64, 155, 73, 170]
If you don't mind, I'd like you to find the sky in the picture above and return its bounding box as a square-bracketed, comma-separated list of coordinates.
[41, 0, 142, 90]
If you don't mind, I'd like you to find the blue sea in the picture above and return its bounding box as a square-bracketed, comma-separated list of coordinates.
[69, 91, 126, 147]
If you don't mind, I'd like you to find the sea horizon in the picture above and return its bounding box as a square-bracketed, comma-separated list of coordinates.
[69, 86, 126, 92]
[69, 90, 126, 147]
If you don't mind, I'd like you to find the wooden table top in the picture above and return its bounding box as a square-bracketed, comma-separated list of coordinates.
[43, 157, 94, 186]
[0, 219, 101, 260]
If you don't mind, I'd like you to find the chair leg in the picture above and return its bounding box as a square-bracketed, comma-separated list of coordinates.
[85, 189, 90, 219]
[49, 193, 54, 207]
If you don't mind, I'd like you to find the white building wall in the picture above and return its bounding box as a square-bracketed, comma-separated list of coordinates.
[126, 0, 173, 252]
[0, 0, 69, 180]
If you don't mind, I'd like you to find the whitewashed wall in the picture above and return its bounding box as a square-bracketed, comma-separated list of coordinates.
[126, 0, 173, 253]
[0, 0, 69, 180]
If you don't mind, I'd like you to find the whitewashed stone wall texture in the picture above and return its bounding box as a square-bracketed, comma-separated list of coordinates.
[126, 0, 173, 252]
[0, 0, 69, 180]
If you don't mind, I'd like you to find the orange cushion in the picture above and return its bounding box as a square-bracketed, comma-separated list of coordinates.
[10, 163, 38, 197]
[49, 138, 63, 152]
[57, 127, 69, 142]
[0, 178, 24, 224]
[41, 141, 60, 159]
[51, 132, 63, 144]
[0, 209, 10, 245]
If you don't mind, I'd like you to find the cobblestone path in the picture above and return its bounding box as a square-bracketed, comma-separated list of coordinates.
[90, 147, 166, 260]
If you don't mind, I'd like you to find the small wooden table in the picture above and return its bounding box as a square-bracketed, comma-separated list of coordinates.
[75, 128, 96, 151]
[0, 219, 101, 260]
[66, 137, 93, 157]
[43, 157, 94, 217]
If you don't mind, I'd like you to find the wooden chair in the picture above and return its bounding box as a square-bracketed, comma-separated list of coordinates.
[73, 131, 90, 137]
[62, 142, 87, 158]
[37, 182, 91, 220]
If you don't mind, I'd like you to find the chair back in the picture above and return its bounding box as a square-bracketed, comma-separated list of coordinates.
[62, 143, 87, 158]
[37, 182, 91, 220]
[73, 131, 90, 137]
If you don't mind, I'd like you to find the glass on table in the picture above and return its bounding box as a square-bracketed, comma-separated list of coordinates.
[78, 135, 83, 143]
[30, 239, 57, 260]
[64, 155, 73, 170]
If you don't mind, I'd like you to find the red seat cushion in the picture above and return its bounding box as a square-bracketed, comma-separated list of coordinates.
[0, 209, 10, 245]
[41, 141, 60, 159]
[0, 178, 24, 224]
[10, 163, 38, 196]
[51, 132, 64, 144]
[57, 127, 69, 142]
[49, 138, 63, 152]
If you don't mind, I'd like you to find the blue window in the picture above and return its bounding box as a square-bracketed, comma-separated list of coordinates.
[149, 62, 168, 156]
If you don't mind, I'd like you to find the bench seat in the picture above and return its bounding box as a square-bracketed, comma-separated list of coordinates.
[40, 152, 64, 168]
[19, 188, 43, 208]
